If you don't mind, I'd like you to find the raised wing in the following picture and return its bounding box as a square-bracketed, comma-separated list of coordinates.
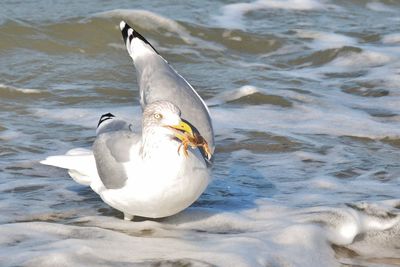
[119, 21, 215, 153]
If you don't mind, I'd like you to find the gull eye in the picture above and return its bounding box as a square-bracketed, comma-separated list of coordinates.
[154, 113, 162, 119]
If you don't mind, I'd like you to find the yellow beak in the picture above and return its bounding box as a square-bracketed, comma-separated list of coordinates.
[168, 120, 194, 141]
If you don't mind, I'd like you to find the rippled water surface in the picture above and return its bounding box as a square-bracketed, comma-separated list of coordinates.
[1, 1, 400, 266]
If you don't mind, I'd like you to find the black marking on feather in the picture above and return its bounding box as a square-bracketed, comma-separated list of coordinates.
[120, 21, 159, 55]
[120, 22, 130, 44]
[97, 113, 115, 128]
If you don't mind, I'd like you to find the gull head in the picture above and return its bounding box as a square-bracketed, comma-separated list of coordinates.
[143, 100, 194, 141]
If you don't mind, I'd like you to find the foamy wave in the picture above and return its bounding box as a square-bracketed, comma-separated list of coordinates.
[94, 9, 193, 44]
[211, 97, 400, 139]
[216, 0, 331, 28]
[1, 200, 398, 267]
[95, 9, 224, 52]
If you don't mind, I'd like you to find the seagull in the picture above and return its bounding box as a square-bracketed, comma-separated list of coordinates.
[41, 21, 214, 220]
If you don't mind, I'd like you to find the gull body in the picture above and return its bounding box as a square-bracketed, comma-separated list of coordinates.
[97, 101, 210, 218]
[41, 21, 214, 219]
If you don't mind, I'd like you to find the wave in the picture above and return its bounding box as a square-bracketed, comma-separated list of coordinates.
[1, 199, 399, 266]
[207, 85, 292, 107]
[94, 9, 193, 44]
[0, 84, 50, 99]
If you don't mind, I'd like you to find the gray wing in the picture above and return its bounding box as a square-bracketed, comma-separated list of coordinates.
[93, 114, 140, 189]
[120, 21, 215, 153]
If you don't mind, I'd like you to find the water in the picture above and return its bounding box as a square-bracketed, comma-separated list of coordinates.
[1, 0, 400, 266]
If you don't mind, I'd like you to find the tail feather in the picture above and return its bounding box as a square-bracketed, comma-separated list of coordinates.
[40, 149, 98, 186]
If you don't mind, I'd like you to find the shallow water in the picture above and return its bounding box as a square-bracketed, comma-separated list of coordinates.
[1, 0, 400, 266]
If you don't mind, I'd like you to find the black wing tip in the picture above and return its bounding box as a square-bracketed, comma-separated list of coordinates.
[97, 112, 115, 128]
[118, 20, 159, 55]
[119, 21, 130, 43]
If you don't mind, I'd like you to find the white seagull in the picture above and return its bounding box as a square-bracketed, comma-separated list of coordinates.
[41, 21, 214, 220]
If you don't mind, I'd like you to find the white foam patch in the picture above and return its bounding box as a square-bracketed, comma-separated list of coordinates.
[295, 30, 357, 50]
[382, 33, 400, 44]
[207, 85, 259, 106]
[107, 42, 125, 50]
[0, 129, 23, 141]
[216, 0, 332, 28]
[329, 50, 392, 69]
[0, 83, 42, 94]
[366, 2, 395, 12]
[362, 62, 400, 89]
[310, 176, 339, 190]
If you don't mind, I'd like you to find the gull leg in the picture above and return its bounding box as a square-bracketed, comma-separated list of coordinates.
[124, 213, 134, 221]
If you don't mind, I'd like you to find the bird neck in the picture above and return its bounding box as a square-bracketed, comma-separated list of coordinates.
[140, 126, 178, 160]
